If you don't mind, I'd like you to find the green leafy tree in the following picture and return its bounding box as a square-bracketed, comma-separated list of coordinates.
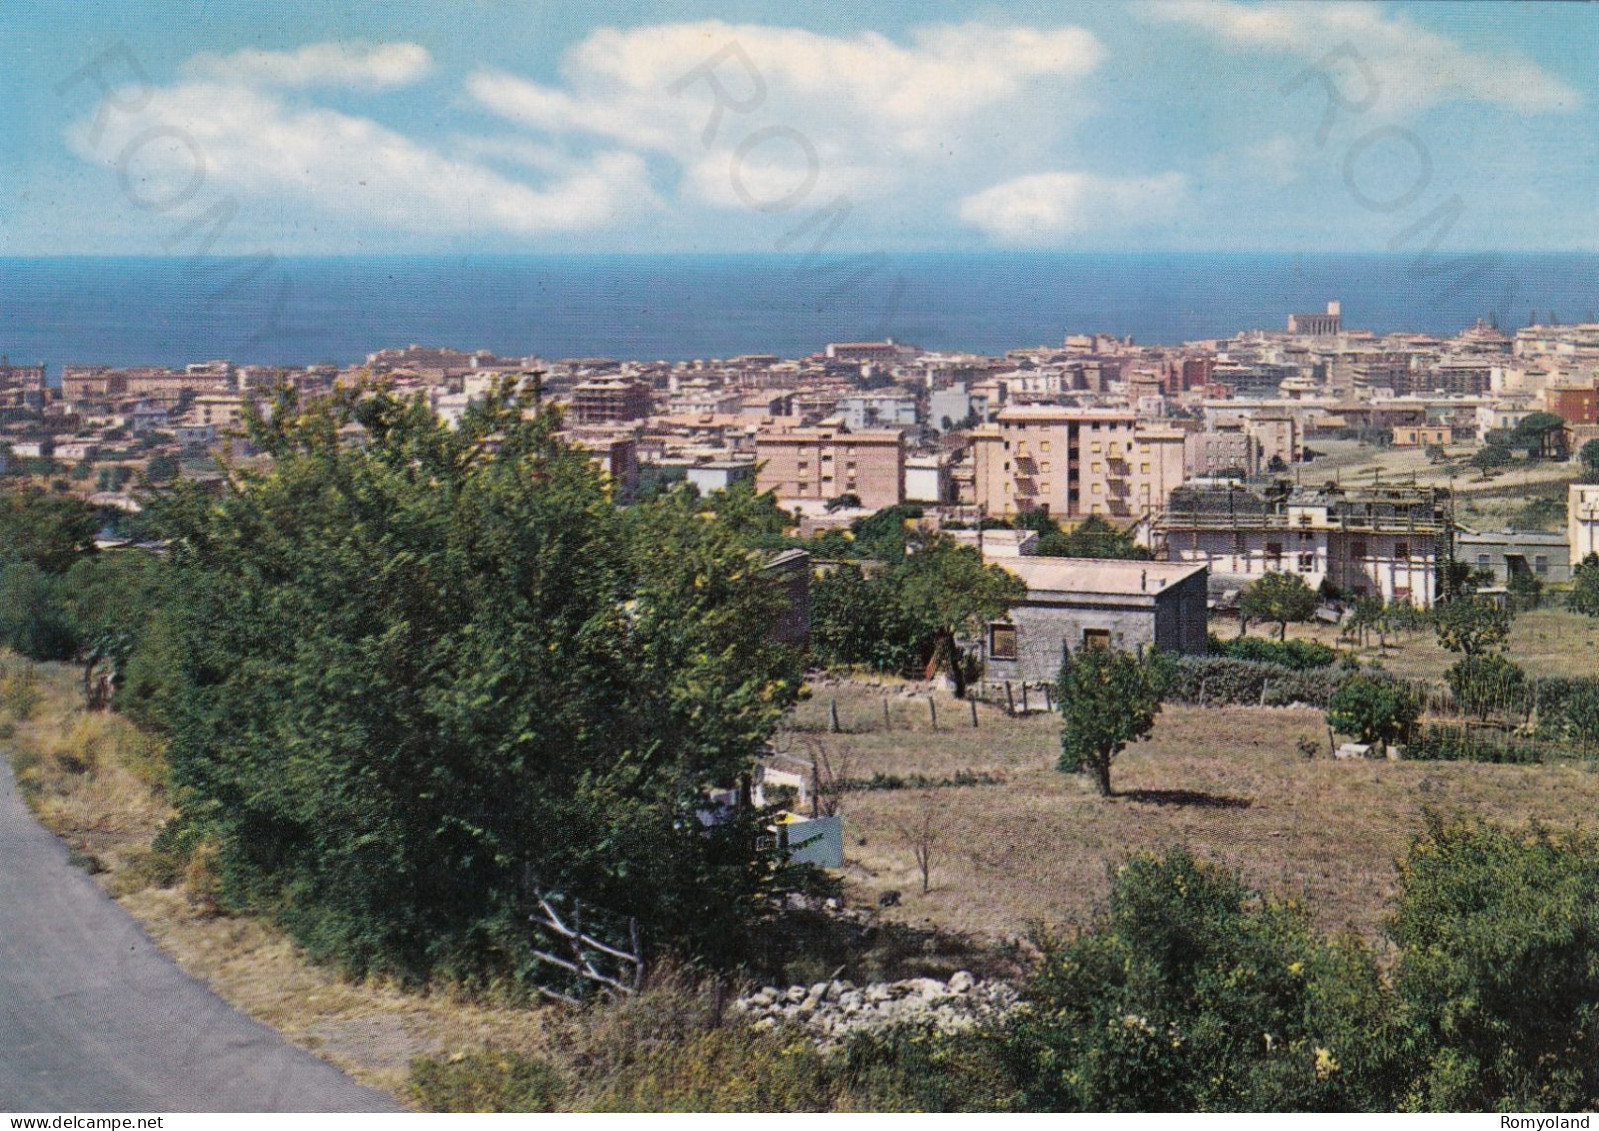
[824, 492, 862, 512]
[893, 533, 1025, 696]
[1444, 654, 1527, 722]
[1035, 514, 1152, 560]
[697, 480, 793, 550]
[1468, 444, 1511, 478]
[808, 562, 929, 676]
[1240, 571, 1318, 641]
[0, 489, 99, 573]
[154, 385, 803, 983]
[1433, 596, 1511, 655]
[1509, 412, 1569, 461]
[1326, 675, 1420, 753]
[0, 563, 76, 661]
[1563, 685, 1599, 754]
[1056, 645, 1172, 796]
[1505, 568, 1542, 611]
[1580, 439, 1599, 481]
[145, 453, 180, 483]
[1001, 849, 1410, 1111]
[848, 504, 924, 561]
[95, 465, 134, 492]
[1570, 553, 1599, 617]
[1391, 814, 1599, 1111]
[1346, 594, 1387, 648]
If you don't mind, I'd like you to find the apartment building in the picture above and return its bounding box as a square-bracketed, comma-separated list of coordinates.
[967, 407, 1185, 521]
[755, 426, 904, 510]
[1159, 483, 1449, 606]
[570, 377, 652, 425]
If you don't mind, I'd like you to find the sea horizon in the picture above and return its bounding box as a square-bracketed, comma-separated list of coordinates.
[3, 251, 1595, 373]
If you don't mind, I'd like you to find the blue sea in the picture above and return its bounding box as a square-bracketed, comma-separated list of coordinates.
[1, 253, 1596, 376]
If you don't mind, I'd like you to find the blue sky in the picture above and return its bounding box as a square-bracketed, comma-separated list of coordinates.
[3, 1, 1595, 255]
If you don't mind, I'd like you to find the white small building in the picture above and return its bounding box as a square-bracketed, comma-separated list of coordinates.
[685, 460, 756, 495]
[905, 454, 951, 504]
[54, 440, 97, 463]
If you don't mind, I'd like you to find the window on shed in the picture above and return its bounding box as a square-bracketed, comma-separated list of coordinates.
[989, 624, 1018, 661]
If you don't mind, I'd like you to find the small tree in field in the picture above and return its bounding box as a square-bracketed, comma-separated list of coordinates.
[898, 795, 939, 894]
[1445, 654, 1527, 722]
[1433, 596, 1511, 656]
[1239, 571, 1318, 640]
[1057, 645, 1172, 796]
[1326, 675, 1421, 754]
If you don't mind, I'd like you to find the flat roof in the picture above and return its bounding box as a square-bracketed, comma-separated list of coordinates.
[992, 555, 1207, 597]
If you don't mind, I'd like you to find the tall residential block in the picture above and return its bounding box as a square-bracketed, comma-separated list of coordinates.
[755, 426, 905, 510]
[967, 407, 1185, 520]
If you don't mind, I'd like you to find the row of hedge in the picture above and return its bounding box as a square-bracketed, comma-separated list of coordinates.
[1169, 656, 1351, 708]
[1206, 634, 1338, 670]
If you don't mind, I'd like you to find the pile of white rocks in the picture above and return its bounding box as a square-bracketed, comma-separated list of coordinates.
[734, 972, 1017, 1045]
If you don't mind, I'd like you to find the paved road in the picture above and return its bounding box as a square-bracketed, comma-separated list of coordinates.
[0, 761, 402, 1112]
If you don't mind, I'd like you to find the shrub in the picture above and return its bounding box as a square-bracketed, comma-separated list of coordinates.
[1443, 654, 1528, 722]
[1326, 675, 1420, 751]
[1530, 676, 1599, 744]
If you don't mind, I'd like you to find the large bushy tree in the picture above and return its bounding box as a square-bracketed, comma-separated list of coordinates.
[1392, 814, 1599, 1111]
[807, 524, 1024, 694]
[894, 532, 1027, 697]
[0, 489, 99, 573]
[155, 385, 803, 982]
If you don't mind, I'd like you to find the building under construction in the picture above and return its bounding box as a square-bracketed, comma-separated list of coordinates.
[1156, 481, 1450, 607]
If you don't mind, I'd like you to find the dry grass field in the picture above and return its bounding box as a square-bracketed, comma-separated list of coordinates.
[788, 669, 1599, 945]
[1304, 438, 1580, 497]
[1265, 606, 1599, 683]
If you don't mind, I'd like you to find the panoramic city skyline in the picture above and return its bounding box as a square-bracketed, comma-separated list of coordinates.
[5, 1, 1596, 256]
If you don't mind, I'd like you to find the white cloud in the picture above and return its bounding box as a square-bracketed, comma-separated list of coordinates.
[68, 80, 657, 237]
[958, 172, 1187, 245]
[468, 20, 1105, 208]
[184, 41, 435, 91]
[1142, 1, 1579, 115]
[1230, 133, 1305, 186]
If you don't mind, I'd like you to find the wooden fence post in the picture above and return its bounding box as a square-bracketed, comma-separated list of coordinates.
[1005, 682, 1015, 715]
[928, 697, 938, 730]
[970, 698, 979, 728]
[830, 699, 841, 733]
[1021, 684, 1030, 713]
[883, 698, 891, 730]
